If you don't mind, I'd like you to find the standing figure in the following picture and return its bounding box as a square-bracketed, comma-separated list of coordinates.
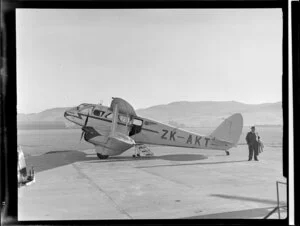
[245, 126, 259, 161]
[257, 136, 264, 154]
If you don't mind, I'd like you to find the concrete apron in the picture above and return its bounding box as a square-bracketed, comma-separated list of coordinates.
[19, 145, 286, 220]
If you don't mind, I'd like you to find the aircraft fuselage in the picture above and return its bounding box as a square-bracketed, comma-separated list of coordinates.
[64, 103, 233, 156]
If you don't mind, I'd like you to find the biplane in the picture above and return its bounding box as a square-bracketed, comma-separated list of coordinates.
[64, 98, 243, 159]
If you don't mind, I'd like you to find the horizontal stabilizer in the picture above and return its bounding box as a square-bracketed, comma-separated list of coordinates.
[210, 113, 243, 145]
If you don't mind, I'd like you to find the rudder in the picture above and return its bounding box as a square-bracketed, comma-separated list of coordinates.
[210, 113, 243, 145]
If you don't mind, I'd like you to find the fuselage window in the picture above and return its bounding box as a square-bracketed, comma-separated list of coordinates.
[105, 112, 113, 119]
[118, 115, 129, 124]
[132, 118, 143, 126]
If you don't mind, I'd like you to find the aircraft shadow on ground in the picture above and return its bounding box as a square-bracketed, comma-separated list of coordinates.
[26, 150, 100, 173]
[98, 154, 209, 162]
[27, 150, 248, 173]
[210, 194, 285, 206]
[184, 194, 287, 219]
[182, 206, 280, 219]
[27, 151, 212, 172]
[134, 160, 249, 169]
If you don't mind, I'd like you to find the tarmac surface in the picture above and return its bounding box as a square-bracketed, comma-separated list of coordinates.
[18, 144, 287, 220]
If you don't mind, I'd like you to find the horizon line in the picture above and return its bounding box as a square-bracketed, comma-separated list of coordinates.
[18, 99, 282, 115]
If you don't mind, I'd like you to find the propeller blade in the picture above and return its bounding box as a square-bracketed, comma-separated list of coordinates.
[80, 131, 85, 141]
[80, 111, 90, 142]
[84, 112, 89, 127]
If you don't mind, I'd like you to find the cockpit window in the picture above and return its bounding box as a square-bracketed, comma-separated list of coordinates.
[77, 104, 85, 110]
[77, 103, 91, 111]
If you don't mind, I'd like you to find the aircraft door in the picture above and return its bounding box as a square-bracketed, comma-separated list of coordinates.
[129, 118, 143, 136]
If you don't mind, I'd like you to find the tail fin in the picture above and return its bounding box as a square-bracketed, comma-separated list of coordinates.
[210, 113, 243, 146]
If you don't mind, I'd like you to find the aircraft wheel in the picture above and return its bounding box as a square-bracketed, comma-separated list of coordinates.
[225, 151, 230, 156]
[97, 153, 109, 159]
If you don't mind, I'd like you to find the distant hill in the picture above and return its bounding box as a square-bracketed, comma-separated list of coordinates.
[18, 107, 70, 122]
[17, 107, 79, 129]
[17, 101, 282, 129]
[136, 101, 282, 127]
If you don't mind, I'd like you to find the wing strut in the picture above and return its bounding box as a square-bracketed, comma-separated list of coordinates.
[110, 103, 119, 136]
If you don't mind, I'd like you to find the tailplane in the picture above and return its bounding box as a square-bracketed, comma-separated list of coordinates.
[210, 113, 243, 146]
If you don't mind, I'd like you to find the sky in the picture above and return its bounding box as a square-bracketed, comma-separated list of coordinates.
[16, 9, 282, 114]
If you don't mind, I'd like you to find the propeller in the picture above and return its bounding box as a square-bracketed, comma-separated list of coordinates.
[80, 111, 90, 142]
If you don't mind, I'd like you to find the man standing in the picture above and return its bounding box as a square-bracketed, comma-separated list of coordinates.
[246, 126, 259, 161]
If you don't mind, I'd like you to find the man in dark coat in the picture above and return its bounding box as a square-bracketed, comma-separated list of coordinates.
[246, 126, 259, 161]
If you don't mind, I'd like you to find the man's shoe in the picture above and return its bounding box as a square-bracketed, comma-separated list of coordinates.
[248, 159, 252, 161]
[254, 159, 259, 161]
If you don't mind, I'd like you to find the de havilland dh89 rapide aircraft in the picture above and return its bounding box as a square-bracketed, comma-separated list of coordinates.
[64, 98, 243, 159]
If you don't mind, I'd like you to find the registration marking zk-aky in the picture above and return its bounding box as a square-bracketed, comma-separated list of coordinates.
[186, 134, 209, 147]
[161, 129, 177, 141]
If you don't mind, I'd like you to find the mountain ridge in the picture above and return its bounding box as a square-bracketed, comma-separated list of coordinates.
[17, 101, 282, 128]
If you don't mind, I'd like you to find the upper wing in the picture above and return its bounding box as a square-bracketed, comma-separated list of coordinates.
[91, 100, 136, 156]
[110, 97, 137, 116]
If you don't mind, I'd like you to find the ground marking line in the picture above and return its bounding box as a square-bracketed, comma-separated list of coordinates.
[71, 163, 132, 219]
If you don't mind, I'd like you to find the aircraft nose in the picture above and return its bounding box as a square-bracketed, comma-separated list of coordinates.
[64, 108, 83, 125]
[64, 109, 75, 119]
[64, 110, 72, 118]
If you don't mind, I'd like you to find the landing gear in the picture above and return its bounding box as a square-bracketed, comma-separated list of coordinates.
[97, 153, 109, 159]
[133, 145, 153, 157]
[225, 151, 230, 156]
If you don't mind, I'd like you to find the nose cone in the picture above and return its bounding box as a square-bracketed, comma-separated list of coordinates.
[64, 109, 73, 120]
[64, 108, 83, 126]
[64, 110, 72, 122]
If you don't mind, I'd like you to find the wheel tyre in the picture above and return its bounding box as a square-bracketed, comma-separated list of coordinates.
[97, 153, 109, 159]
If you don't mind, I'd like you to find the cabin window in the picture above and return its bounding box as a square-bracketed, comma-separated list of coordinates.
[105, 112, 113, 119]
[93, 109, 101, 116]
[132, 118, 143, 126]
